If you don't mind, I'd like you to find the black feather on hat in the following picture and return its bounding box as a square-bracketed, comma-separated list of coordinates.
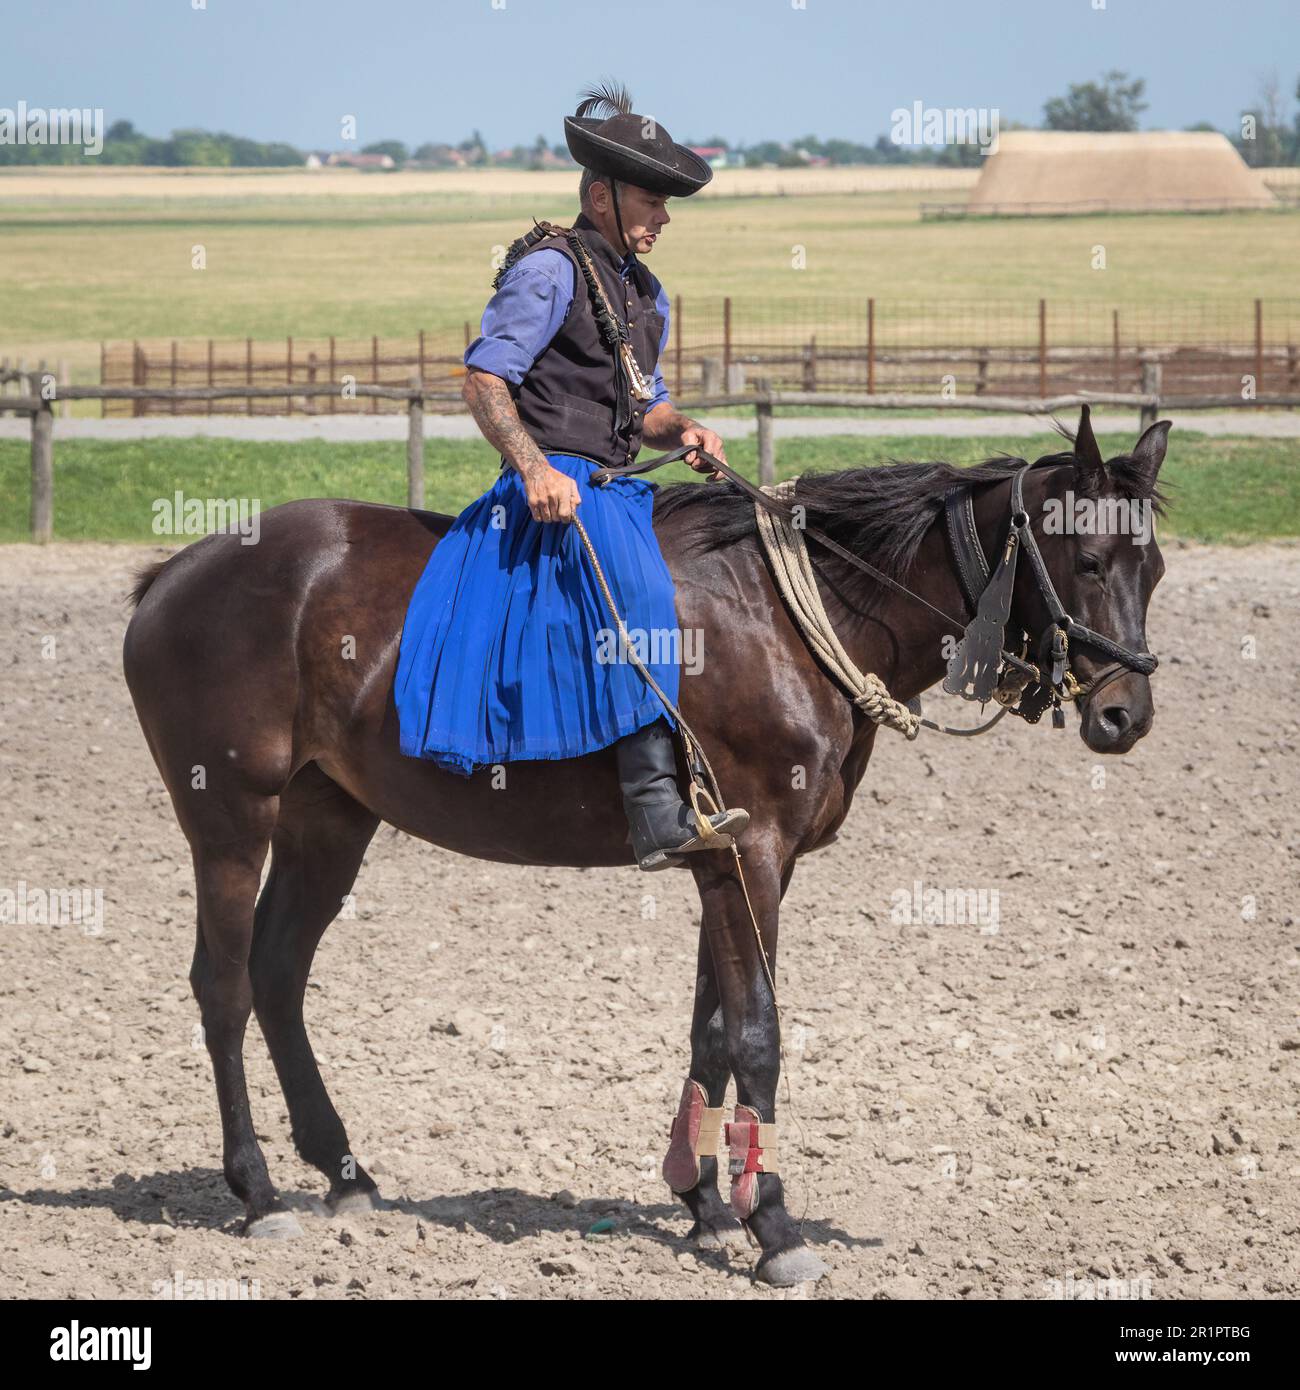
[564, 81, 713, 198]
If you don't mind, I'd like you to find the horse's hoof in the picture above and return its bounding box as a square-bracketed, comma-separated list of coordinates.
[328, 1188, 385, 1215]
[691, 1220, 748, 1251]
[245, 1210, 305, 1240]
[756, 1246, 829, 1287]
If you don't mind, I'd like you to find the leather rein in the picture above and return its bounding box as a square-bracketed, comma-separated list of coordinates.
[592, 446, 1158, 735]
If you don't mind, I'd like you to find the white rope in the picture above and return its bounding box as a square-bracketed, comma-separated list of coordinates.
[756, 479, 920, 740]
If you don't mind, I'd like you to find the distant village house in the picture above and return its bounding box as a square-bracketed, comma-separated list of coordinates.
[303, 151, 396, 170]
[688, 145, 733, 169]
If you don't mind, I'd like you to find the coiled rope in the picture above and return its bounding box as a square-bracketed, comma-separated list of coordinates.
[756, 479, 921, 739]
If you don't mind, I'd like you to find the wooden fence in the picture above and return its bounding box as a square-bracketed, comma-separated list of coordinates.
[3, 370, 1298, 542]
[88, 297, 1300, 416]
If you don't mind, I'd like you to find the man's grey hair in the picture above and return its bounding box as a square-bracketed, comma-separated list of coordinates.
[579, 166, 622, 207]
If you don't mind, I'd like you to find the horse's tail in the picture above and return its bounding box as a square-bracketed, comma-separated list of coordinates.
[128, 558, 171, 608]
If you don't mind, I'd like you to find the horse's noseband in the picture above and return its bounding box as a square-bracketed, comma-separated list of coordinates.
[943, 462, 1158, 728]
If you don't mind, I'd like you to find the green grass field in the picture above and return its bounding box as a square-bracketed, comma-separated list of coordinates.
[2, 172, 1297, 382]
[2, 432, 1294, 546]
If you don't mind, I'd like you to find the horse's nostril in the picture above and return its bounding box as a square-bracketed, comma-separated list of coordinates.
[1103, 706, 1132, 735]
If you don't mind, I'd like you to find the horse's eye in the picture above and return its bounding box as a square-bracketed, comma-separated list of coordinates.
[1078, 553, 1104, 578]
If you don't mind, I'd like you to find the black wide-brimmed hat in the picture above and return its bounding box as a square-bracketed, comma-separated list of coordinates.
[564, 81, 713, 198]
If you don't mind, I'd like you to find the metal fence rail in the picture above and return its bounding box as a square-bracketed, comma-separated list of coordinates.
[97, 334, 469, 418]
[79, 297, 1300, 417]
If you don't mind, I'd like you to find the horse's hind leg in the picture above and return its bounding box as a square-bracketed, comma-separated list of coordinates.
[187, 796, 297, 1236]
[249, 765, 381, 1213]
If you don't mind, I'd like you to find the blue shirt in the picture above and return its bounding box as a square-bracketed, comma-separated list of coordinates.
[465, 249, 674, 413]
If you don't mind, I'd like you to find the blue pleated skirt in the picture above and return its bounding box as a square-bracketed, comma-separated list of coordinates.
[394, 453, 680, 776]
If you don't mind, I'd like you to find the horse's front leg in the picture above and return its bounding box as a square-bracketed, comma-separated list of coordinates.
[689, 839, 829, 1287]
[662, 928, 745, 1249]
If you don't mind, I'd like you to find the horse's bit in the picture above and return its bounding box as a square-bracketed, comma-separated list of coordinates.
[592, 448, 1159, 733]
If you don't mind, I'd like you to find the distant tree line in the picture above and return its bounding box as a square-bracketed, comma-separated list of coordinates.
[1040, 69, 1300, 166]
[1231, 71, 1300, 166]
[0, 118, 301, 166]
[4, 73, 1299, 168]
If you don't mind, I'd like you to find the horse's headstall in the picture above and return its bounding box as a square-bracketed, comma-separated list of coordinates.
[942, 462, 1158, 730]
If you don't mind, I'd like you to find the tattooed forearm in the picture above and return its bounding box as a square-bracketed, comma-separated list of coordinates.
[641, 403, 697, 448]
[642, 401, 728, 474]
[462, 368, 550, 477]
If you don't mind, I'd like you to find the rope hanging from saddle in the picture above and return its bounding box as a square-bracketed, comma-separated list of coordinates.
[573, 510, 802, 1194]
[755, 479, 921, 740]
[570, 513, 780, 1005]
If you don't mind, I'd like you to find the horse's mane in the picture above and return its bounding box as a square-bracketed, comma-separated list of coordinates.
[653, 441, 1165, 601]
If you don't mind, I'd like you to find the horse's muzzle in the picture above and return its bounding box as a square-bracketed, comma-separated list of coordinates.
[1078, 671, 1154, 754]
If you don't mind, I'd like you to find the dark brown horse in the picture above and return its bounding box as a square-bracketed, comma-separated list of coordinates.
[122, 407, 1168, 1286]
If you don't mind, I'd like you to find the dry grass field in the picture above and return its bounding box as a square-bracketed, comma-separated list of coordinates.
[0, 164, 981, 201]
[2, 167, 1296, 384]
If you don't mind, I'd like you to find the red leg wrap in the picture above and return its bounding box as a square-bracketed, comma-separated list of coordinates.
[727, 1104, 764, 1220]
[662, 1079, 709, 1194]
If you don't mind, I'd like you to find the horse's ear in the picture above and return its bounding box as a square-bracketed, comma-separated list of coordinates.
[1073, 403, 1106, 494]
[1131, 419, 1171, 492]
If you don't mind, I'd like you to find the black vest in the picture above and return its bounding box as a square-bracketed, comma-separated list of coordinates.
[511, 213, 664, 468]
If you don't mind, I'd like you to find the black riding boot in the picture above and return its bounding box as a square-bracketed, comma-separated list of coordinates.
[614, 718, 749, 872]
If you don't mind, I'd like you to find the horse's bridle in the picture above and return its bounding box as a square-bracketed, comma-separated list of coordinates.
[591, 448, 1159, 731]
[942, 460, 1158, 727]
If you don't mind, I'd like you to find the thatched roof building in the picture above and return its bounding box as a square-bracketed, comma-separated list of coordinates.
[966, 130, 1275, 215]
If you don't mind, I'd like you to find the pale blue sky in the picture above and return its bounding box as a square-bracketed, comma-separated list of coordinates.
[4, 0, 1297, 149]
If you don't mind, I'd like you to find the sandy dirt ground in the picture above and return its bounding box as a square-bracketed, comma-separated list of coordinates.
[1, 538, 1297, 1301]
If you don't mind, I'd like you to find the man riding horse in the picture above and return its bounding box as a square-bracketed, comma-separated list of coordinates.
[395, 82, 748, 870]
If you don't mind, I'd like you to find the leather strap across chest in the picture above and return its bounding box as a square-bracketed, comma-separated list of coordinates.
[944, 488, 991, 615]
